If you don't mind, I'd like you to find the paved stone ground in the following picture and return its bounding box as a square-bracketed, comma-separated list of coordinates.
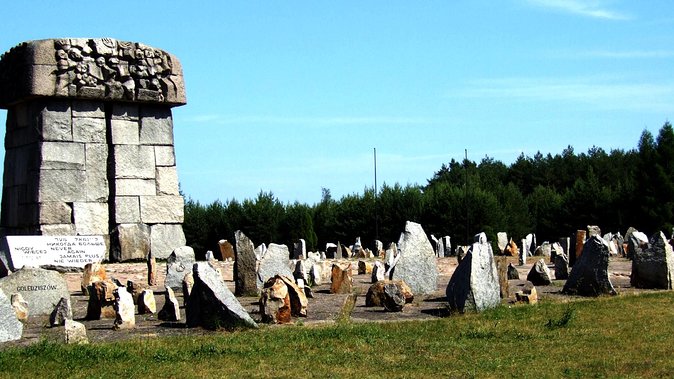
[2, 256, 642, 347]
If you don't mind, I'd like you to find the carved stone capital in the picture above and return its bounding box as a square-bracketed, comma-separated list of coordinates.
[0, 38, 186, 108]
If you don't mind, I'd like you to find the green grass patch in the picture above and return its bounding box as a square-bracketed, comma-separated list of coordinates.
[2, 292, 674, 378]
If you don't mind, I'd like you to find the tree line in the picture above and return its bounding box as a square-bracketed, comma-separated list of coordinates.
[184, 122, 674, 256]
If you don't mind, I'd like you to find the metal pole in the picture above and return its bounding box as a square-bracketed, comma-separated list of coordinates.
[374, 147, 379, 242]
[465, 148, 469, 245]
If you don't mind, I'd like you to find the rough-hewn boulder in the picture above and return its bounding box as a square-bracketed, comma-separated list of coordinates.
[257, 243, 293, 290]
[165, 246, 195, 290]
[527, 259, 552, 285]
[260, 277, 291, 324]
[562, 236, 616, 296]
[446, 240, 500, 313]
[631, 231, 674, 289]
[392, 221, 438, 295]
[234, 230, 258, 296]
[330, 263, 353, 294]
[187, 263, 257, 329]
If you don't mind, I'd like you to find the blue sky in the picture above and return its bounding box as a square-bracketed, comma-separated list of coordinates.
[0, 1, 673, 205]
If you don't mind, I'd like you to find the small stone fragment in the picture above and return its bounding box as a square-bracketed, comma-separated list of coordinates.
[507, 263, 520, 280]
[86, 280, 118, 320]
[515, 282, 538, 304]
[64, 319, 88, 344]
[527, 259, 552, 286]
[10, 293, 28, 322]
[158, 286, 181, 321]
[147, 251, 157, 286]
[138, 289, 156, 314]
[330, 263, 353, 294]
[113, 287, 136, 330]
[81, 263, 107, 294]
[50, 297, 73, 327]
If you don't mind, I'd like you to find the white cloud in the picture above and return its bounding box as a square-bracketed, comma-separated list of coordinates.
[455, 76, 674, 112]
[523, 0, 630, 20]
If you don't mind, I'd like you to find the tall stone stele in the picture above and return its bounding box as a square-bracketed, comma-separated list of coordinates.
[0, 38, 187, 260]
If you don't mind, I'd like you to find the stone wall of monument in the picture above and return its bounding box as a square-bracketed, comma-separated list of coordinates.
[0, 38, 187, 260]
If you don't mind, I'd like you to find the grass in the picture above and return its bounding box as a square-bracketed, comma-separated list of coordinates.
[1, 292, 674, 378]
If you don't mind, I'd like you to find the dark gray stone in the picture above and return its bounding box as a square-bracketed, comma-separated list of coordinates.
[49, 296, 72, 327]
[165, 246, 195, 290]
[392, 221, 438, 295]
[631, 231, 674, 289]
[554, 253, 569, 280]
[0, 266, 69, 315]
[527, 259, 552, 285]
[187, 262, 257, 329]
[0, 288, 23, 342]
[234, 230, 258, 296]
[507, 263, 520, 280]
[256, 243, 293, 290]
[562, 236, 616, 296]
[446, 241, 500, 313]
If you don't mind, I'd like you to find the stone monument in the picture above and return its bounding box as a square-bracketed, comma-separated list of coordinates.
[0, 38, 187, 260]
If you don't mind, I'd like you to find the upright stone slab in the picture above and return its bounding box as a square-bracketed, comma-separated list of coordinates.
[631, 232, 674, 289]
[257, 243, 293, 290]
[562, 236, 616, 296]
[0, 38, 187, 262]
[187, 262, 258, 329]
[391, 221, 438, 295]
[234, 230, 258, 296]
[441, 236, 452, 257]
[165, 246, 195, 290]
[293, 239, 307, 260]
[527, 259, 552, 285]
[554, 253, 569, 280]
[446, 240, 500, 313]
[0, 289, 23, 342]
[497, 232, 508, 254]
[0, 266, 69, 315]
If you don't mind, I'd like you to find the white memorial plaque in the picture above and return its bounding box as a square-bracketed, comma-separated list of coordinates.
[2, 235, 106, 270]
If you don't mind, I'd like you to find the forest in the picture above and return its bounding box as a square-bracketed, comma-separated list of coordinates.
[183, 122, 674, 256]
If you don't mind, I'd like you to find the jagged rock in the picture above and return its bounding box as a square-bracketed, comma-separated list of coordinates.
[0, 266, 70, 315]
[138, 289, 156, 314]
[50, 297, 73, 327]
[325, 243, 338, 259]
[456, 246, 469, 263]
[86, 280, 118, 320]
[527, 259, 552, 286]
[587, 225, 601, 237]
[446, 240, 500, 313]
[277, 275, 308, 317]
[474, 232, 488, 244]
[311, 264, 323, 286]
[515, 282, 538, 304]
[165, 246, 196, 290]
[126, 280, 148, 304]
[392, 221, 438, 295]
[147, 251, 157, 286]
[182, 272, 194, 302]
[113, 287, 135, 330]
[218, 240, 235, 260]
[259, 277, 291, 324]
[0, 289, 22, 342]
[365, 280, 414, 311]
[562, 236, 616, 296]
[371, 261, 386, 283]
[631, 231, 674, 289]
[81, 263, 107, 294]
[551, 242, 564, 262]
[158, 286, 181, 321]
[366, 282, 405, 312]
[519, 239, 527, 266]
[574, 230, 587, 261]
[358, 260, 374, 275]
[554, 253, 569, 280]
[234, 230, 258, 296]
[11, 293, 28, 322]
[537, 242, 552, 260]
[187, 262, 257, 329]
[205, 251, 216, 262]
[497, 232, 508, 254]
[504, 239, 519, 257]
[64, 319, 88, 344]
[293, 239, 307, 260]
[627, 230, 649, 260]
[257, 243, 293, 290]
[495, 256, 509, 299]
[507, 263, 520, 280]
[330, 263, 353, 294]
